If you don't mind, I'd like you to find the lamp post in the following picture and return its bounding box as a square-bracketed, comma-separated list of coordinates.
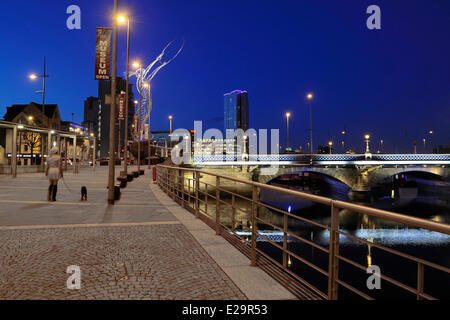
[243, 135, 248, 157]
[118, 14, 131, 176]
[307, 93, 314, 154]
[29, 57, 49, 128]
[380, 139, 384, 153]
[285, 112, 291, 151]
[341, 130, 346, 153]
[146, 83, 152, 169]
[364, 134, 371, 154]
[90, 133, 97, 171]
[328, 141, 333, 154]
[133, 63, 142, 172]
[169, 115, 173, 135]
[107, 0, 119, 204]
[428, 130, 434, 153]
[423, 138, 426, 153]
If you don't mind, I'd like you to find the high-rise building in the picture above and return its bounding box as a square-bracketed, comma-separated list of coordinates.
[83, 77, 134, 158]
[224, 90, 249, 133]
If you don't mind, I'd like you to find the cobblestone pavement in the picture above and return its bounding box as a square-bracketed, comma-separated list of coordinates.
[0, 167, 247, 300]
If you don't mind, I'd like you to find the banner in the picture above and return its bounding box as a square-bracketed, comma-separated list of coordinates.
[95, 27, 112, 80]
[117, 93, 125, 120]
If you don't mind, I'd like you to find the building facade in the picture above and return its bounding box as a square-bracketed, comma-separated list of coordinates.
[224, 90, 249, 133]
[83, 77, 134, 158]
[3, 102, 61, 130]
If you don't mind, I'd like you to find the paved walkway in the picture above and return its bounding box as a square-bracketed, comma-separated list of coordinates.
[0, 166, 295, 300]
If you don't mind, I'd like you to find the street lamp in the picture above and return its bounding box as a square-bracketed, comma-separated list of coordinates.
[29, 57, 49, 128]
[328, 141, 333, 154]
[90, 133, 97, 171]
[428, 130, 434, 153]
[380, 139, 384, 153]
[142, 82, 152, 169]
[285, 112, 291, 151]
[423, 138, 426, 153]
[306, 93, 314, 154]
[168, 115, 173, 136]
[364, 134, 371, 154]
[117, 14, 131, 176]
[341, 130, 346, 152]
[107, 0, 119, 204]
[243, 135, 248, 159]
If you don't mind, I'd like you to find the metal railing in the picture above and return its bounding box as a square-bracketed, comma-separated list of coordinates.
[155, 164, 450, 300]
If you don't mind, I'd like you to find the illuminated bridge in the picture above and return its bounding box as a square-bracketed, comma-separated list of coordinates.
[190, 154, 450, 193]
[193, 153, 450, 166]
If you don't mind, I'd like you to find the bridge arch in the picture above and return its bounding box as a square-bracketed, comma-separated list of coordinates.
[256, 166, 358, 189]
[369, 167, 450, 186]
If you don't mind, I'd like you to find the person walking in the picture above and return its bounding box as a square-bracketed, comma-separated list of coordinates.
[45, 146, 63, 201]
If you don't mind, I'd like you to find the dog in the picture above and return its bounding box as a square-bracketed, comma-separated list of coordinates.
[81, 186, 87, 201]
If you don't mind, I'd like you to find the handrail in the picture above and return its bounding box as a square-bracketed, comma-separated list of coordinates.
[157, 164, 450, 235]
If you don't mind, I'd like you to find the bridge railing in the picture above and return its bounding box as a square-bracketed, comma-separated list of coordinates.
[192, 153, 450, 164]
[155, 164, 450, 300]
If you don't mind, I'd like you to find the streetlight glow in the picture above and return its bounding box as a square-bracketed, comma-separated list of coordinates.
[307, 93, 313, 100]
[29, 74, 37, 80]
[117, 15, 126, 23]
[132, 62, 140, 69]
[364, 134, 371, 153]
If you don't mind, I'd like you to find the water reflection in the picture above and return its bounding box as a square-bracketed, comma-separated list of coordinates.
[197, 173, 450, 299]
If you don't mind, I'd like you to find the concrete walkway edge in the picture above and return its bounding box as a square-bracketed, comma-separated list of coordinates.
[149, 182, 297, 300]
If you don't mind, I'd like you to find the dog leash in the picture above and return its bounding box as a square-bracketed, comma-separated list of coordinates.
[60, 176, 75, 194]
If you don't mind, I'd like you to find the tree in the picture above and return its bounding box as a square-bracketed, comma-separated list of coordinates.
[21, 132, 41, 165]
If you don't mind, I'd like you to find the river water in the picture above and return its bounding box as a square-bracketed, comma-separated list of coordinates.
[197, 175, 450, 299]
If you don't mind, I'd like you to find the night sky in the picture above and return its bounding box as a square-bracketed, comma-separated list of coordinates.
[1, 0, 449, 153]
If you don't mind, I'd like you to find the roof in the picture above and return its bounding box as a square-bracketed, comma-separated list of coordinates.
[4, 102, 59, 121]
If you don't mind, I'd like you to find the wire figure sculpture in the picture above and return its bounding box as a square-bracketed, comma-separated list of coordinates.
[131, 38, 185, 139]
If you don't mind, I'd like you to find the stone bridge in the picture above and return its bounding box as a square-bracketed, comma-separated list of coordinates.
[191, 153, 450, 194]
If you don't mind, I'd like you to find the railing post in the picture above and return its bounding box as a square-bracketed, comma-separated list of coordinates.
[231, 194, 236, 233]
[171, 169, 174, 197]
[181, 169, 185, 208]
[328, 202, 340, 300]
[195, 171, 200, 218]
[11, 126, 17, 178]
[167, 168, 171, 194]
[172, 169, 176, 200]
[205, 184, 208, 216]
[282, 212, 288, 269]
[251, 184, 258, 267]
[215, 176, 220, 235]
[417, 262, 424, 300]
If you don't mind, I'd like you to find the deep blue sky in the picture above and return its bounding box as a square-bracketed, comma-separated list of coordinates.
[1, 0, 449, 153]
